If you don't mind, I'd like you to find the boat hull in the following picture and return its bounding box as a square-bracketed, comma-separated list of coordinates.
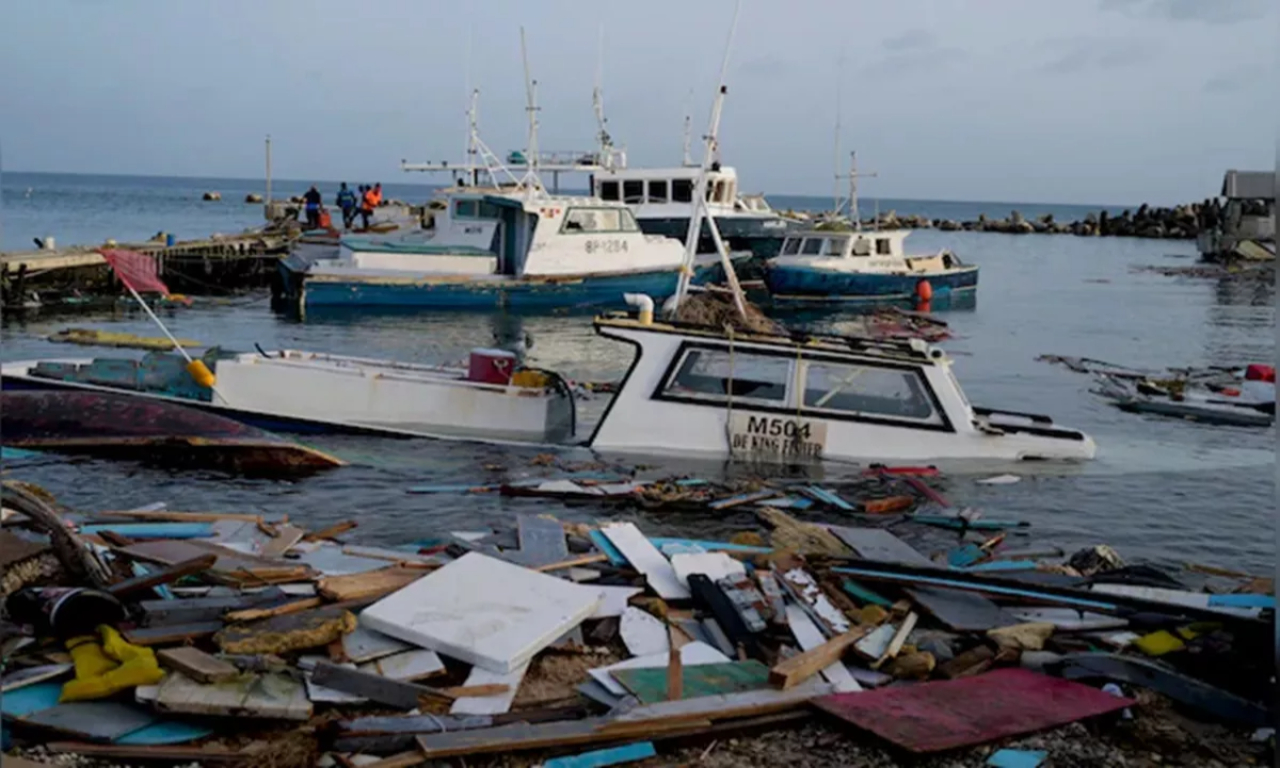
[637, 215, 794, 259]
[765, 264, 980, 303]
[0, 390, 343, 476]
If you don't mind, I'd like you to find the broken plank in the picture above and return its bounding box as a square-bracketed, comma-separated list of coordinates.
[311, 661, 449, 709]
[450, 662, 529, 715]
[22, 701, 156, 741]
[605, 682, 834, 729]
[122, 622, 222, 646]
[303, 520, 358, 542]
[417, 716, 709, 760]
[214, 606, 357, 655]
[535, 554, 609, 572]
[259, 524, 306, 558]
[155, 671, 312, 721]
[588, 530, 628, 566]
[770, 625, 868, 691]
[96, 510, 265, 523]
[82, 522, 213, 539]
[543, 742, 657, 768]
[0, 664, 73, 693]
[225, 597, 322, 623]
[106, 555, 218, 600]
[139, 591, 282, 625]
[157, 647, 239, 684]
[44, 743, 250, 764]
[318, 566, 427, 602]
[344, 624, 413, 664]
[362, 649, 446, 681]
[871, 612, 917, 670]
[708, 490, 780, 510]
[341, 545, 441, 567]
[779, 605, 862, 693]
[601, 523, 689, 600]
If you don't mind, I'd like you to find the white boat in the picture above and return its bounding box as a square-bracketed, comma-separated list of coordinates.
[1, 348, 575, 443]
[585, 300, 1095, 463]
[1092, 375, 1274, 428]
[764, 228, 978, 305]
[591, 164, 795, 258]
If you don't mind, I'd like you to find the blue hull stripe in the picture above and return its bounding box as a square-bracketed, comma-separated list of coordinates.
[765, 265, 979, 300]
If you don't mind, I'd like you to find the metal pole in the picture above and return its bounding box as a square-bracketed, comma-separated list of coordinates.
[265, 135, 272, 204]
[124, 282, 195, 364]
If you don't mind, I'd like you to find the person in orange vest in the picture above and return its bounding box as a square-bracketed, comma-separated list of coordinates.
[371, 183, 383, 207]
[359, 184, 376, 229]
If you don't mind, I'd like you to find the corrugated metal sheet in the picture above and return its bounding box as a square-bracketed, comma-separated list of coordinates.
[1221, 170, 1275, 200]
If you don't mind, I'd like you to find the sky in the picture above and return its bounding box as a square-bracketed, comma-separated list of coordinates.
[0, 0, 1274, 206]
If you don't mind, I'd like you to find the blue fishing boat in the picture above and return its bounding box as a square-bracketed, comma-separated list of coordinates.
[764, 228, 978, 306]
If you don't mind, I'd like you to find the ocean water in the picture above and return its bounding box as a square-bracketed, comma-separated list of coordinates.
[0, 173, 1273, 575]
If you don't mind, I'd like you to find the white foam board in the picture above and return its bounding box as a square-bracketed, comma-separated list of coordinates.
[619, 607, 668, 656]
[361, 552, 603, 674]
[601, 523, 689, 600]
[670, 552, 746, 588]
[589, 586, 644, 619]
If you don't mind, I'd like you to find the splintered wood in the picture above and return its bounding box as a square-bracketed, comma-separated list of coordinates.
[757, 508, 848, 556]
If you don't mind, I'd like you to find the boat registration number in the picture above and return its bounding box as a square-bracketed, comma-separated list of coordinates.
[728, 413, 827, 461]
[585, 239, 629, 254]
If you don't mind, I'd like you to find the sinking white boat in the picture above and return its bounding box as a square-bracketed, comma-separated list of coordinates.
[1093, 375, 1274, 428]
[585, 301, 1096, 463]
[1, 348, 575, 443]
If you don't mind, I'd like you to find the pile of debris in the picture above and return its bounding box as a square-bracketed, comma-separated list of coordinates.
[0, 476, 1272, 768]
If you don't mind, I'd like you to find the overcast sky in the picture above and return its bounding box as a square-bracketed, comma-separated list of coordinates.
[1, 0, 1274, 205]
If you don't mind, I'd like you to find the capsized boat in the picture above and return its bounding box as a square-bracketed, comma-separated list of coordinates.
[1, 347, 576, 443]
[764, 228, 978, 305]
[584, 297, 1095, 463]
[1092, 374, 1274, 428]
[1, 390, 344, 476]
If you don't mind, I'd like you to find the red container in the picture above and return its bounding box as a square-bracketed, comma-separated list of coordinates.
[1245, 364, 1275, 382]
[468, 348, 516, 385]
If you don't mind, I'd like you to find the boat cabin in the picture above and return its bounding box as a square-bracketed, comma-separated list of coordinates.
[773, 230, 960, 274]
[593, 166, 742, 211]
[322, 192, 684, 280]
[588, 310, 1095, 463]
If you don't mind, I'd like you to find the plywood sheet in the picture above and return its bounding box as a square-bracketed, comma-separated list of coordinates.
[588, 641, 729, 696]
[812, 668, 1134, 753]
[361, 552, 602, 674]
[611, 661, 769, 704]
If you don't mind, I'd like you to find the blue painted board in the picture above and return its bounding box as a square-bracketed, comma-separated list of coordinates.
[649, 537, 772, 554]
[116, 720, 215, 745]
[988, 748, 1047, 767]
[832, 566, 1119, 612]
[543, 742, 657, 768]
[0, 681, 62, 717]
[406, 483, 495, 494]
[915, 515, 1029, 531]
[589, 530, 628, 566]
[947, 544, 987, 568]
[803, 486, 854, 511]
[841, 578, 893, 607]
[960, 560, 1038, 573]
[1207, 594, 1274, 609]
[82, 522, 213, 539]
[754, 496, 814, 510]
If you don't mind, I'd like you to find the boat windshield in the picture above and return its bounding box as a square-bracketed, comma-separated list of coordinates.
[801, 361, 941, 424]
[662, 348, 792, 405]
[561, 207, 641, 234]
[781, 238, 802, 256]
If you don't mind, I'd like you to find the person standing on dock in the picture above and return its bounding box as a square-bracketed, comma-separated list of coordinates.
[336, 183, 358, 229]
[359, 184, 376, 229]
[303, 185, 323, 229]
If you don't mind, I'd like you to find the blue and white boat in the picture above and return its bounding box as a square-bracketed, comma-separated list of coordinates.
[276, 187, 745, 311]
[763, 228, 978, 305]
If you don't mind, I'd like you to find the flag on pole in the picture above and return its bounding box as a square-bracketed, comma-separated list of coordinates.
[99, 249, 171, 296]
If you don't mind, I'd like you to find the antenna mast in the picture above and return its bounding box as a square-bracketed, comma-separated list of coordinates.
[593, 23, 615, 169]
[519, 27, 541, 193]
[832, 55, 843, 216]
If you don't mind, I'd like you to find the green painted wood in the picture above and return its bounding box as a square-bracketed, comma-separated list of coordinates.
[610, 660, 770, 704]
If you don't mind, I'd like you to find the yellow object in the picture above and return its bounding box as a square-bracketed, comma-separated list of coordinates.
[511, 370, 551, 389]
[857, 604, 890, 626]
[987, 622, 1056, 652]
[48, 328, 202, 351]
[1133, 629, 1186, 657]
[186, 359, 217, 387]
[60, 625, 165, 702]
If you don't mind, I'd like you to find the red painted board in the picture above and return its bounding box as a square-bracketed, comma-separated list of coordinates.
[812, 668, 1134, 753]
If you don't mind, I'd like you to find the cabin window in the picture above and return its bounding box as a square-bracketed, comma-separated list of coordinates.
[781, 238, 803, 256]
[875, 238, 892, 255]
[672, 179, 694, 203]
[453, 199, 479, 218]
[801, 362, 940, 423]
[561, 207, 639, 234]
[477, 200, 501, 219]
[824, 237, 848, 256]
[663, 348, 792, 405]
[623, 180, 645, 203]
[801, 238, 825, 256]
[852, 237, 871, 256]
[648, 180, 669, 203]
[599, 181, 620, 201]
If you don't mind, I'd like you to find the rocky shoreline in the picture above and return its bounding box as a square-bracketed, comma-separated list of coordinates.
[794, 198, 1237, 241]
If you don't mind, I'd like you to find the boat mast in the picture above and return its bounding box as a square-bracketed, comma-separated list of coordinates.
[519, 27, 543, 196]
[681, 88, 694, 167]
[672, 0, 746, 320]
[832, 56, 842, 217]
[593, 24, 616, 170]
[845, 151, 876, 231]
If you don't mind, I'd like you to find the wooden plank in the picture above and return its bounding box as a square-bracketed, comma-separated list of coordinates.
[342, 545, 441, 567]
[259, 524, 306, 558]
[157, 647, 239, 684]
[44, 743, 249, 763]
[139, 591, 280, 625]
[829, 526, 930, 565]
[780, 605, 862, 693]
[588, 530, 628, 566]
[708, 490, 779, 510]
[317, 566, 426, 602]
[362, 649, 446, 681]
[311, 661, 449, 709]
[612, 660, 770, 704]
[106, 555, 218, 599]
[117, 540, 312, 584]
[543, 742, 657, 768]
[417, 716, 709, 759]
[303, 520, 358, 542]
[450, 662, 529, 715]
[22, 701, 156, 741]
[769, 625, 868, 691]
[871, 612, 917, 670]
[155, 672, 312, 721]
[225, 597, 322, 623]
[604, 682, 834, 728]
[535, 554, 608, 572]
[122, 622, 223, 646]
[97, 510, 265, 523]
[0, 530, 50, 568]
[688, 575, 761, 660]
[601, 523, 689, 600]
[361, 552, 603, 674]
[214, 606, 357, 655]
[515, 514, 569, 567]
[1, 664, 73, 693]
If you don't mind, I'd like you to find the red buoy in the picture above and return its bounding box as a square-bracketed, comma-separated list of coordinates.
[916, 280, 934, 301]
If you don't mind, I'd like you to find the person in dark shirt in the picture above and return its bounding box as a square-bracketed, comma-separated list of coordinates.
[303, 186, 323, 229]
[335, 183, 358, 229]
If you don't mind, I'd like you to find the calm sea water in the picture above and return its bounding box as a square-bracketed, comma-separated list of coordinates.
[0, 174, 1273, 574]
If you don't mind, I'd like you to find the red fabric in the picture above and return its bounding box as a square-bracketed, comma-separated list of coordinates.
[99, 250, 171, 296]
[812, 668, 1134, 753]
[1245, 364, 1275, 382]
